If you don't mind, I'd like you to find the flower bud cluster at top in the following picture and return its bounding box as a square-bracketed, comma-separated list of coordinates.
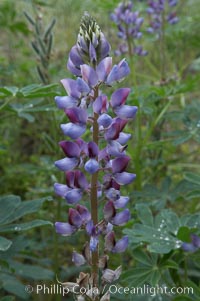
[54, 12, 137, 296]
[110, 1, 147, 56]
[147, 0, 179, 34]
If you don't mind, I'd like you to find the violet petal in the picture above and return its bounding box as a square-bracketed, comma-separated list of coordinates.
[72, 251, 86, 266]
[112, 209, 130, 226]
[55, 96, 78, 109]
[85, 159, 99, 174]
[114, 172, 136, 185]
[55, 157, 79, 171]
[114, 105, 138, 119]
[55, 222, 76, 236]
[61, 123, 86, 139]
[110, 88, 131, 108]
[81, 65, 98, 87]
[112, 236, 129, 253]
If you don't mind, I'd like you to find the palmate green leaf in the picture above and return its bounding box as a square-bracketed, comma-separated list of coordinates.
[0, 195, 21, 224]
[184, 172, 200, 186]
[124, 205, 200, 254]
[135, 204, 154, 227]
[2, 196, 53, 225]
[0, 220, 52, 233]
[122, 266, 161, 287]
[0, 236, 12, 251]
[10, 260, 54, 280]
[0, 86, 19, 97]
[19, 83, 59, 98]
[1, 273, 29, 300]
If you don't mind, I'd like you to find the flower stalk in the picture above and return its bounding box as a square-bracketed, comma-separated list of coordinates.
[54, 13, 137, 300]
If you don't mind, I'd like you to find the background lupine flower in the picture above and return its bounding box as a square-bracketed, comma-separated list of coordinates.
[181, 234, 200, 252]
[110, 1, 147, 56]
[147, 0, 179, 35]
[54, 13, 137, 300]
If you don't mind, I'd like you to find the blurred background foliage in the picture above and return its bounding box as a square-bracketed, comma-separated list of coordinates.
[0, 0, 200, 300]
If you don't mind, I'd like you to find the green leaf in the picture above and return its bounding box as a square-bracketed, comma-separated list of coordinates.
[132, 248, 156, 266]
[10, 261, 54, 280]
[135, 204, 154, 226]
[0, 86, 18, 97]
[0, 195, 21, 224]
[0, 236, 12, 251]
[18, 112, 35, 122]
[184, 172, 200, 186]
[2, 196, 53, 224]
[1, 273, 29, 299]
[0, 220, 52, 233]
[122, 267, 153, 286]
[177, 226, 191, 242]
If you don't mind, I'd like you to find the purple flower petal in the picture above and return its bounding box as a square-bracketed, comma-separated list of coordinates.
[105, 231, 115, 251]
[72, 251, 86, 266]
[85, 159, 99, 174]
[97, 57, 112, 82]
[55, 157, 79, 171]
[67, 57, 81, 76]
[68, 208, 82, 228]
[76, 204, 91, 223]
[55, 222, 76, 236]
[65, 189, 82, 204]
[99, 32, 111, 59]
[60, 79, 80, 99]
[114, 196, 129, 208]
[107, 141, 126, 157]
[106, 59, 130, 85]
[76, 77, 90, 95]
[65, 171, 75, 188]
[65, 107, 88, 124]
[181, 242, 198, 252]
[114, 172, 136, 185]
[112, 209, 130, 226]
[103, 201, 116, 221]
[98, 114, 112, 128]
[80, 65, 98, 87]
[114, 105, 138, 119]
[89, 42, 97, 62]
[117, 132, 131, 144]
[112, 236, 129, 253]
[90, 236, 99, 252]
[110, 88, 130, 108]
[105, 188, 120, 201]
[93, 95, 108, 114]
[55, 96, 78, 109]
[86, 220, 94, 236]
[61, 123, 86, 139]
[112, 156, 130, 173]
[69, 45, 84, 67]
[54, 183, 68, 197]
[75, 170, 89, 189]
[191, 234, 200, 248]
[88, 141, 99, 158]
[59, 141, 80, 157]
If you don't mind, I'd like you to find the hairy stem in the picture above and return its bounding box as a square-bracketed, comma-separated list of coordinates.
[91, 88, 99, 287]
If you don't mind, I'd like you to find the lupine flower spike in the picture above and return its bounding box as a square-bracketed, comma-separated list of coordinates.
[54, 13, 137, 301]
[147, 0, 179, 36]
[110, 1, 147, 56]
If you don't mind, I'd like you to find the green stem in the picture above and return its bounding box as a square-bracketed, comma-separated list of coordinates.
[91, 88, 99, 287]
[160, 11, 166, 80]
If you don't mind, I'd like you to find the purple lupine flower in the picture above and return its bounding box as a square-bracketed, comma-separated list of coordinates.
[181, 234, 200, 253]
[54, 13, 138, 297]
[110, 1, 147, 56]
[147, 0, 179, 35]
